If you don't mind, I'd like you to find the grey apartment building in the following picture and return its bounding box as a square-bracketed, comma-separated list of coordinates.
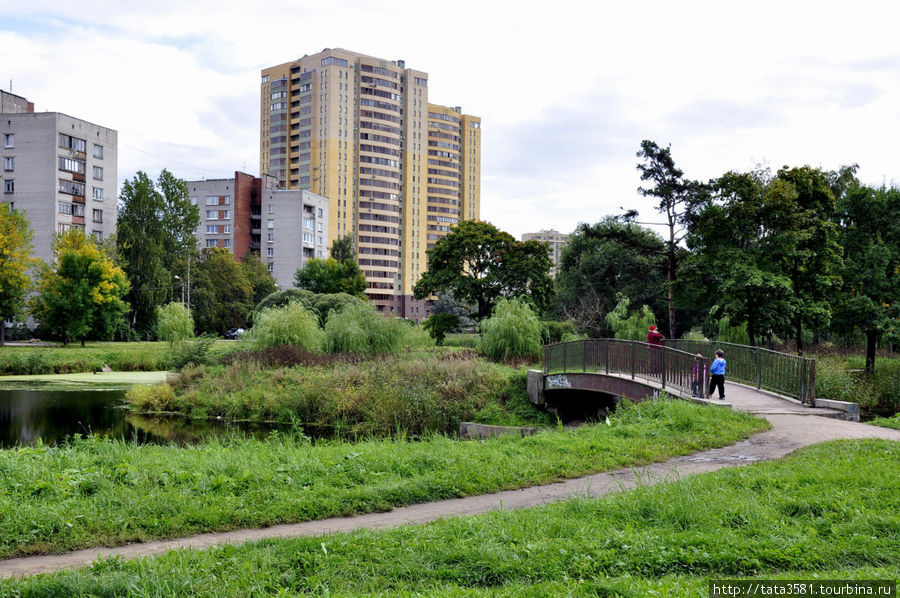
[186, 172, 329, 290]
[1, 91, 117, 265]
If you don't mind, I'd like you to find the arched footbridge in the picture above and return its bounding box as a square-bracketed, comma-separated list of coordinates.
[527, 338, 817, 409]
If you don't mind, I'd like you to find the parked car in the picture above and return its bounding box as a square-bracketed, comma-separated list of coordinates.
[224, 328, 245, 340]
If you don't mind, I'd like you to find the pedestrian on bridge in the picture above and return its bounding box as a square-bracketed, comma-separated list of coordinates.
[708, 350, 727, 399]
[647, 325, 664, 374]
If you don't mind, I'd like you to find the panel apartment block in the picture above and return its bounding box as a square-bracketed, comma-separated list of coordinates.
[522, 229, 570, 277]
[259, 48, 481, 319]
[1, 91, 117, 265]
[188, 172, 329, 290]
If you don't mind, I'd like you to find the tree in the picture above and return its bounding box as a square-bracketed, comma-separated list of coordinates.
[636, 140, 706, 338]
[241, 252, 278, 306]
[0, 205, 36, 346]
[413, 220, 553, 320]
[605, 293, 657, 341]
[117, 170, 199, 339]
[555, 217, 666, 337]
[30, 229, 129, 346]
[155, 302, 194, 343]
[329, 234, 355, 263]
[423, 313, 459, 345]
[294, 257, 366, 297]
[831, 183, 900, 373]
[190, 248, 253, 335]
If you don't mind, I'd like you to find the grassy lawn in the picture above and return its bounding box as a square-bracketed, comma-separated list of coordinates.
[868, 414, 900, 430]
[1, 439, 894, 596]
[0, 400, 766, 559]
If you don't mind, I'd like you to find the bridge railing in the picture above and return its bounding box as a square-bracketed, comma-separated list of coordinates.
[543, 339, 707, 399]
[663, 339, 815, 405]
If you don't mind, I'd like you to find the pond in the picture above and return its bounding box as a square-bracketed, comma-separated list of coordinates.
[0, 385, 282, 448]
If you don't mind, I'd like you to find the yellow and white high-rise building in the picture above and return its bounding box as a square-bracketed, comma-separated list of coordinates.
[260, 48, 480, 318]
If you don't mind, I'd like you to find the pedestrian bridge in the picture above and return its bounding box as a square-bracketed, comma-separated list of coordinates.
[528, 338, 817, 409]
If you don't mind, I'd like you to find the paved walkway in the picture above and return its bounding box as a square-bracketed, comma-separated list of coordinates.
[2, 383, 898, 580]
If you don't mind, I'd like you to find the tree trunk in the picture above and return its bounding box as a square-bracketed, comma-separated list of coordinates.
[865, 330, 877, 374]
[796, 320, 803, 356]
[0, 318, 5, 347]
[81, 338, 86, 348]
[667, 244, 677, 339]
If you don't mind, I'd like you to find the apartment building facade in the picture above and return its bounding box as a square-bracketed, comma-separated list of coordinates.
[187, 172, 329, 289]
[1, 91, 118, 265]
[522, 229, 570, 277]
[260, 48, 481, 318]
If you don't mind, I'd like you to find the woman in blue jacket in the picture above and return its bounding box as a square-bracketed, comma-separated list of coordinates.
[708, 349, 726, 399]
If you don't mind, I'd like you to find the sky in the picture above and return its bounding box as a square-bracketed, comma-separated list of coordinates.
[3, 0, 900, 240]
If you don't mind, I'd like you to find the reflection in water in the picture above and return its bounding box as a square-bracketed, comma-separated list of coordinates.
[0, 388, 282, 447]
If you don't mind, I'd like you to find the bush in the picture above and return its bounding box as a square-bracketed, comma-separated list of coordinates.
[254, 289, 315, 313]
[155, 302, 194, 343]
[542, 320, 578, 343]
[717, 316, 750, 345]
[480, 297, 542, 361]
[423, 313, 459, 345]
[324, 302, 403, 355]
[125, 383, 176, 412]
[169, 335, 217, 370]
[243, 302, 324, 351]
[605, 293, 656, 341]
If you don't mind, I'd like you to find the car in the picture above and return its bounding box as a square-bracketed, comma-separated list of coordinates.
[224, 327, 245, 340]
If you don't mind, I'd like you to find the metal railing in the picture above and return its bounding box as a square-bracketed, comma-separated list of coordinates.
[543, 339, 708, 400]
[663, 339, 815, 405]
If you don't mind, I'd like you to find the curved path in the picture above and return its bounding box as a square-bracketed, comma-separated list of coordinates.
[2, 383, 898, 579]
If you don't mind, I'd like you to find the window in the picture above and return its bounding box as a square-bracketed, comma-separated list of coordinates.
[206, 210, 218, 220]
[206, 196, 219, 206]
[223, 239, 231, 248]
[303, 232, 314, 243]
[206, 239, 217, 248]
[92, 187, 103, 200]
[92, 209, 103, 223]
[267, 233, 274, 243]
[318, 208, 323, 217]
[93, 166, 103, 181]
[267, 219, 274, 229]
[93, 144, 103, 159]
[321, 56, 348, 67]
[318, 236, 323, 246]
[59, 180, 85, 195]
[303, 219, 314, 230]
[58, 202, 72, 215]
[206, 225, 217, 234]
[3, 179, 12, 194]
[266, 247, 274, 257]
[317, 222, 323, 232]
[222, 210, 230, 220]
[58, 157, 85, 174]
[3, 134, 12, 148]
[223, 195, 231, 205]
[190, 196, 198, 205]
[3, 157, 12, 171]
[59, 134, 86, 152]
[223, 225, 231, 234]
[267, 204, 274, 213]
[92, 230, 102, 239]
[72, 204, 85, 217]
[267, 262, 274, 273]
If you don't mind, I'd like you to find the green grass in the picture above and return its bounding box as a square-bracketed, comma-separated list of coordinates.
[868, 414, 900, 430]
[0, 400, 766, 559]
[1, 439, 894, 597]
[127, 351, 551, 435]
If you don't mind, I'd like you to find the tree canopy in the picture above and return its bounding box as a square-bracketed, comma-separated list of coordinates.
[413, 220, 553, 320]
[30, 229, 129, 346]
[190, 248, 253, 335]
[294, 257, 366, 297]
[116, 170, 199, 339]
[0, 205, 36, 346]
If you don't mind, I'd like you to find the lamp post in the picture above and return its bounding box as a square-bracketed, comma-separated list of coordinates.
[174, 275, 184, 304]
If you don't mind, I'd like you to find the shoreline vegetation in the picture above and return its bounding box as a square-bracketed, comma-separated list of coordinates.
[1, 439, 892, 596]
[0, 400, 767, 560]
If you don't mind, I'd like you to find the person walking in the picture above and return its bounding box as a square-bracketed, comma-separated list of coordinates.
[708, 349, 727, 399]
[646, 325, 664, 375]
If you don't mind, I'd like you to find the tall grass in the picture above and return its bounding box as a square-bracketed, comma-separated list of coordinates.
[5, 438, 892, 597]
[815, 356, 900, 415]
[0, 400, 766, 560]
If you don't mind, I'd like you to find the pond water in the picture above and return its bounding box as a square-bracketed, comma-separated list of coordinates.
[0, 387, 282, 448]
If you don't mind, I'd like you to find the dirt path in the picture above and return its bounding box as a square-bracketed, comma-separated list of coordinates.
[2, 383, 898, 580]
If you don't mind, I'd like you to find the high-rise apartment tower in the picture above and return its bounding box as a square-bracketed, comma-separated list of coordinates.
[260, 48, 481, 318]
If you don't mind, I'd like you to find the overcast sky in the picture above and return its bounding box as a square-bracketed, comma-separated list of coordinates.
[3, 0, 899, 239]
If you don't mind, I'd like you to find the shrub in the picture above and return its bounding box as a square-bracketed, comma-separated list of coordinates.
[324, 302, 403, 355]
[125, 383, 176, 412]
[717, 316, 750, 345]
[169, 335, 217, 370]
[480, 297, 542, 361]
[311, 293, 367, 326]
[423, 313, 459, 345]
[155, 302, 194, 343]
[542, 320, 578, 343]
[605, 293, 656, 341]
[254, 288, 315, 313]
[243, 302, 324, 351]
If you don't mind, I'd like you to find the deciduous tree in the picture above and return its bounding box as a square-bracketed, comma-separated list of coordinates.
[190, 248, 253, 335]
[30, 229, 129, 346]
[0, 205, 36, 346]
[294, 257, 366, 297]
[413, 221, 553, 320]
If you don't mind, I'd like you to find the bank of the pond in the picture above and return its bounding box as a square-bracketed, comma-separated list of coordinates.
[0, 400, 766, 559]
[126, 352, 553, 435]
[2, 439, 892, 596]
[0, 371, 170, 390]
